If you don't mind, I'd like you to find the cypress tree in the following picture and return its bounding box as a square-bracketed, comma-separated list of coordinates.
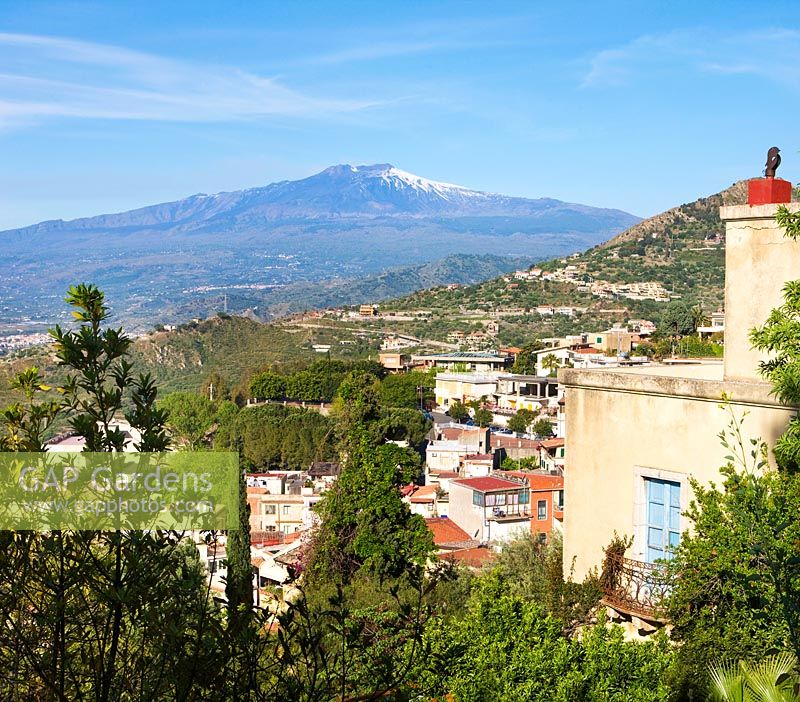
[225, 448, 253, 631]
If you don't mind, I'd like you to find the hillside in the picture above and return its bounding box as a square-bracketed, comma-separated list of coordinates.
[378, 180, 754, 345]
[0, 255, 535, 405]
[0, 163, 638, 331]
[162, 253, 535, 321]
[568, 180, 749, 305]
[0, 314, 384, 408]
[130, 316, 363, 393]
[597, 180, 747, 249]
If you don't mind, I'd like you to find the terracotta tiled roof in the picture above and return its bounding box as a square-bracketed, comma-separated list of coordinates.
[410, 485, 438, 503]
[491, 435, 541, 449]
[541, 438, 565, 449]
[452, 476, 525, 492]
[527, 474, 563, 490]
[503, 472, 563, 490]
[440, 426, 483, 441]
[250, 532, 284, 546]
[425, 518, 477, 548]
[445, 546, 494, 568]
[435, 471, 460, 479]
[425, 517, 468, 542]
[465, 453, 493, 461]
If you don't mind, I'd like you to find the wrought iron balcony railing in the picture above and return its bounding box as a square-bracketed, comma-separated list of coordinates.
[600, 553, 671, 621]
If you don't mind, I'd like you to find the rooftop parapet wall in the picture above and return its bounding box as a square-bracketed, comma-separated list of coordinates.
[560, 366, 786, 410]
[720, 202, 800, 383]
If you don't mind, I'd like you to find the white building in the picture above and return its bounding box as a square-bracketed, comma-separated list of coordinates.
[448, 475, 532, 547]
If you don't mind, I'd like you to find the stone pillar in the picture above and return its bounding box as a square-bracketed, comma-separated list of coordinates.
[720, 197, 800, 382]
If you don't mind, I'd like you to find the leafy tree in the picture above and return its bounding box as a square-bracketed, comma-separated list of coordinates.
[330, 370, 383, 449]
[159, 391, 216, 448]
[422, 573, 673, 702]
[215, 399, 239, 427]
[467, 395, 488, 412]
[0, 367, 60, 451]
[691, 303, 709, 331]
[500, 455, 540, 471]
[379, 407, 431, 447]
[201, 371, 230, 402]
[512, 340, 545, 374]
[0, 285, 227, 702]
[249, 371, 286, 400]
[659, 301, 695, 337]
[531, 417, 554, 437]
[750, 278, 800, 471]
[379, 371, 432, 409]
[309, 438, 433, 583]
[51, 284, 170, 452]
[225, 463, 253, 635]
[507, 408, 537, 435]
[495, 534, 601, 634]
[215, 404, 336, 471]
[285, 370, 326, 401]
[473, 407, 493, 428]
[448, 399, 470, 422]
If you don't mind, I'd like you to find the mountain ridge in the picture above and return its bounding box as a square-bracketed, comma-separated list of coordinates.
[594, 179, 747, 250]
[0, 163, 640, 330]
[1, 163, 638, 235]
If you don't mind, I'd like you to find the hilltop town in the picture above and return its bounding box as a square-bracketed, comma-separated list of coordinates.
[0, 128, 789, 702]
[5, 2, 800, 698]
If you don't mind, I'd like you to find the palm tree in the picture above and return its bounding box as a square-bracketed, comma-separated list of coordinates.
[691, 303, 709, 332]
[708, 653, 800, 702]
[540, 354, 560, 377]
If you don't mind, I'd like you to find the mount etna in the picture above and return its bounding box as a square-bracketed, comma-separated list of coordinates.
[1, 164, 639, 330]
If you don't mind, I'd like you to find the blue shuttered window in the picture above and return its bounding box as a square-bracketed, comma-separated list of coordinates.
[645, 478, 681, 563]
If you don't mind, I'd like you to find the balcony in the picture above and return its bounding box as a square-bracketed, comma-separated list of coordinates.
[600, 553, 670, 622]
[487, 507, 531, 522]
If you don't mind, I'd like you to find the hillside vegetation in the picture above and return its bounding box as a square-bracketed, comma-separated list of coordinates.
[166, 253, 535, 321]
[0, 316, 376, 407]
[378, 180, 751, 344]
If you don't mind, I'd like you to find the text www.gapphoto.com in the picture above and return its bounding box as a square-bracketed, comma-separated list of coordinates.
[18, 497, 216, 515]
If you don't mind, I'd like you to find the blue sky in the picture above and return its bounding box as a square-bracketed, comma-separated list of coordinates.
[1, 0, 799, 229]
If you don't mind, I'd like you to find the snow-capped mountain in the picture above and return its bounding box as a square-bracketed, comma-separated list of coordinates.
[0, 164, 640, 329]
[5, 163, 638, 233]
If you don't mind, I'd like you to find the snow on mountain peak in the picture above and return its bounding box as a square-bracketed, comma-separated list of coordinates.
[343, 163, 486, 202]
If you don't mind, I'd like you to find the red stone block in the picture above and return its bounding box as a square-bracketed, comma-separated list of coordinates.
[748, 177, 792, 205]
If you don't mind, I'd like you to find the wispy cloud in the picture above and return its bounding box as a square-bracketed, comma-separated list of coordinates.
[294, 15, 525, 67]
[307, 39, 473, 65]
[581, 28, 800, 90]
[0, 32, 380, 128]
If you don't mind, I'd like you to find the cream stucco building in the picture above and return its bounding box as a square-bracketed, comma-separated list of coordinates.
[560, 199, 800, 626]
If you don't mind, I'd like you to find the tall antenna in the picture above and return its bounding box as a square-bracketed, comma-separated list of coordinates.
[223, 294, 228, 314]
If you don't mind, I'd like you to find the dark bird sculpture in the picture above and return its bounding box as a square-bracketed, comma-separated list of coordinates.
[765, 146, 781, 178]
